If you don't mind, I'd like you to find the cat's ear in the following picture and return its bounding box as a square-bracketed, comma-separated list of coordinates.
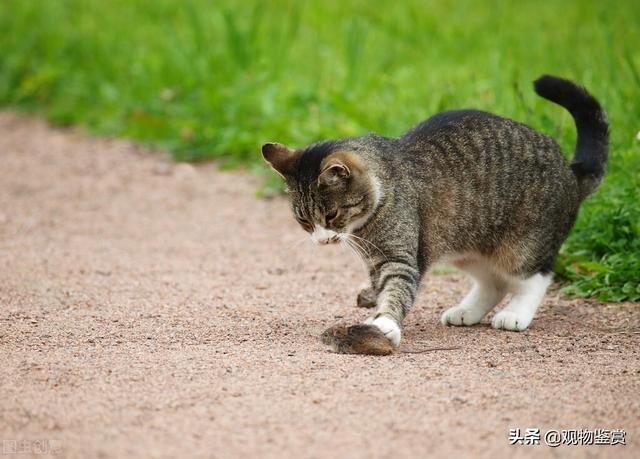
[261, 143, 299, 178]
[318, 158, 351, 186]
[319, 152, 364, 186]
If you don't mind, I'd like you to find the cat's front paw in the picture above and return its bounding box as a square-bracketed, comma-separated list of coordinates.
[491, 310, 532, 331]
[356, 287, 377, 308]
[440, 306, 485, 326]
[371, 316, 401, 347]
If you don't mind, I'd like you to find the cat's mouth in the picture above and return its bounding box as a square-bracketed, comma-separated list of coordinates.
[310, 226, 341, 245]
[317, 236, 340, 245]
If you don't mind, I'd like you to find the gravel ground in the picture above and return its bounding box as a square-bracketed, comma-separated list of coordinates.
[0, 112, 638, 458]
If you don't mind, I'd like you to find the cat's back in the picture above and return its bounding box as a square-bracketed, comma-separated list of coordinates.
[401, 109, 554, 150]
[399, 109, 571, 181]
[402, 109, 497, 139]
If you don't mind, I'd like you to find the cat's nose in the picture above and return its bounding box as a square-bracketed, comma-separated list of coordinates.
[311, 226, 338, 245]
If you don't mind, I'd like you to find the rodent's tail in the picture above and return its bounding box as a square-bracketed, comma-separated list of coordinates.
[534, 75, 609, 199]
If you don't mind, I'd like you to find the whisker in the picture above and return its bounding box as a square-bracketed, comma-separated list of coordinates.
[347, 234, 388, 261]
[340, 238, 363, 266]
[343, 235, 366, 257]
[343, 235, 374, 267]
[285, 237, 310, 249]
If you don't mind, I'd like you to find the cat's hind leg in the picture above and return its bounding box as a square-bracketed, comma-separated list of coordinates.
[491, 272, 551, 331]
[441, 261, 507, 326]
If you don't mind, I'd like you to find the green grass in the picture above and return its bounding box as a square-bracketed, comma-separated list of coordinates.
[1, 0, 638, 300]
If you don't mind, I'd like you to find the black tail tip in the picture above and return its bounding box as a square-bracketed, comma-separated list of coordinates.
[532, 74, 604, 117]
[533, 74, 572, 99]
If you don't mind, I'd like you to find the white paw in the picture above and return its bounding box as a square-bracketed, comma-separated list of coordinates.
[491, 310, 532, 331]
[440, 306, 485, 326]
[372, 316, 401, 347]
[362, 316, 375, 325]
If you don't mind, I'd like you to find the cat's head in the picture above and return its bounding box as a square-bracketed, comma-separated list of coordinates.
[262, 141, 381, 244]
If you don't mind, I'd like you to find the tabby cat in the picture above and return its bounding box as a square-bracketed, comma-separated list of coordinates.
[262, 75, 608, 355]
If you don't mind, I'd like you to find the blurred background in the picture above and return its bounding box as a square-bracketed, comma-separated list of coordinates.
[0, 0, 638, 301]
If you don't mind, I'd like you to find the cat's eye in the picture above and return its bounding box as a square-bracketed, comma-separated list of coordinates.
[325, 209, 338, 223]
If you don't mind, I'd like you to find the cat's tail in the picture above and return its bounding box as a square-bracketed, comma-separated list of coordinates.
[533, 75, 609, 200]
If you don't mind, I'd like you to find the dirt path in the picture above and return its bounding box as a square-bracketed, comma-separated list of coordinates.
[0, 112, 638, 458]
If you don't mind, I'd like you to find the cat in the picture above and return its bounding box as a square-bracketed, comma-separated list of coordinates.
[262, 75, 608, 355]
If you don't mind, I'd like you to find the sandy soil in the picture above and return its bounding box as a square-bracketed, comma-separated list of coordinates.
[0, 112, 638, 458]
